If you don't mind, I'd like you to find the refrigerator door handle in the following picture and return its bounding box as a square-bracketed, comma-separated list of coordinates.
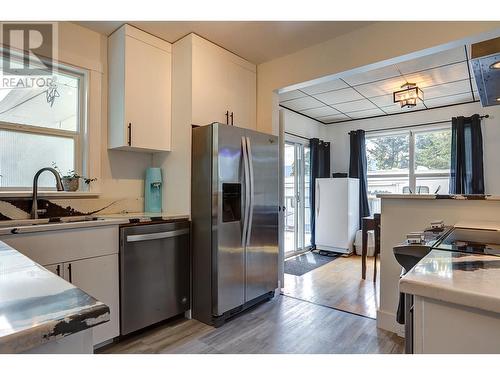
[316, 181, 320, 217]
[241, 136, 251, 247]
[245, 136, 254, 246]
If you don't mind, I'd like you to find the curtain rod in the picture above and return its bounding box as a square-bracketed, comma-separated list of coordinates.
[349, 114, 489, 135]
[284, 131, 311, 141]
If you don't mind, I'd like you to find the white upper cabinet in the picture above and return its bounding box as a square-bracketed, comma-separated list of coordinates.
[189, 34, 256, 130]
[108, 25, 172, 152]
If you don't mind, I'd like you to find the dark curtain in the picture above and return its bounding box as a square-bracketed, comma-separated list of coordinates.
[310, 138, 330, 248]
[449, 114, 485, 195]
[349, 130, 370, 229]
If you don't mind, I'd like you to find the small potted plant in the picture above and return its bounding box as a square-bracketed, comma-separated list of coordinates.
[52, 163, 97, 192]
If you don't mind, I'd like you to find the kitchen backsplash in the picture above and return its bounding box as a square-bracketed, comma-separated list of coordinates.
[0, 197, 144, 220]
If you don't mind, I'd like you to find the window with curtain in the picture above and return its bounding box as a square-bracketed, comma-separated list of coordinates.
[0, 53, 87, 190]
[366, 126, 452, 213]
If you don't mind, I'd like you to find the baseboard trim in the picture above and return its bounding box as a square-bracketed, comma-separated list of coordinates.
[377, 309, 405, 337]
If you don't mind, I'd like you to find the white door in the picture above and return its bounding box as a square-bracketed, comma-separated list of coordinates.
[284, 138, 311, 257]
[125, 36, 171, 151]
[64, 255, 120, 345]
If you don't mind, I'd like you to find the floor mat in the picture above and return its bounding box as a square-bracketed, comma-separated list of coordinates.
[284, 251, 339, 276]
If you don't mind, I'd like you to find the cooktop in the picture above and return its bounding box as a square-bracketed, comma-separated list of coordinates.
[432, 228, 500, 256]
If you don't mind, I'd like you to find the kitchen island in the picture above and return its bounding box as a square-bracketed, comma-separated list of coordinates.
[400, 249, 500, 354]
[376, 194, 500, 335]
[0, 240, 110, 354]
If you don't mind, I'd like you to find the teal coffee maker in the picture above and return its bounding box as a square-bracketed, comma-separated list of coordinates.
[144, 168, 162, 213]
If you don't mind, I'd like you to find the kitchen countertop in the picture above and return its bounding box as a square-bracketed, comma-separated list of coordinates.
[0, 213, 190, 235]
[0, 241, 110, 353]
[97, 212, 189, 221]
[377, 194, 500, 200]
[400, 249, 500, 314]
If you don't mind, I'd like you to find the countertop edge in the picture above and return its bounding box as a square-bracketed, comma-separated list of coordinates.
[399, 274, 500, 315]
[377, 194, 500, 201]
[0, 214, 190, 235]
[0, 304, 110, 354]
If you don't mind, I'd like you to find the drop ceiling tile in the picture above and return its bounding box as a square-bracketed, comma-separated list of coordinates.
[370, 94, 394, 107]
[301, 106, 340, 118]
[423, 79, 471, 100]
[318, 114, 350, 123]
[333, 99, 377, 113]
[344, 64, 401, 86]
[281, 96, 323, 111]
[424, 92, 473, 108]
[314, 87, 364, 105]
[381, 101, 426, 114]
[403, 62, 469, 88]
[301, 79, 348, 95]
[355, 76, 406, 98]
[345, 108, 385, 119]
[397, 46, 466, 74]
[279, 90, 307, 102]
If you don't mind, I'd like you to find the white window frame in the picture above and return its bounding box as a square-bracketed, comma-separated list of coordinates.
[0, 51, 89, 192]
[366, 124, 451, 196]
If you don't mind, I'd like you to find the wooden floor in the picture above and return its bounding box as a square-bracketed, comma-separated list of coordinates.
[283, 254, 379, 318]
[99, 295, 403, 354]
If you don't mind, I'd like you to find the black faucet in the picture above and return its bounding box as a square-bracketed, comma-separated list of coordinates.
[31, 167, 64, 219]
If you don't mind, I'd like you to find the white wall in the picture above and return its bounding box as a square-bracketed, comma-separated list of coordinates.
[324, 101, 500, 194]
[282, 107, 326, 140]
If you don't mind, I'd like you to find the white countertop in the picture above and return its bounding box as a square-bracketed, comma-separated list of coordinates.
[400, 250, 500, 314]
[0, 241, 109, 353]
[0, 213, 189, 235]
[377, 194, 500, 200]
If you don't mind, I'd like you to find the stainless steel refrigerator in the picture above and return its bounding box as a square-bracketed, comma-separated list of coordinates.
[191, 123, 279, 326]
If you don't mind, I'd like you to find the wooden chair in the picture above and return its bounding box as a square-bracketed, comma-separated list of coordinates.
[361, 213, 381, 282]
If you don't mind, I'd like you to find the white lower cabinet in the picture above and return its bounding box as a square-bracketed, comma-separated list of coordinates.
[0, 226, 120, 347]
[65, 255, 119, 346]
[44, 262, 63, 277]
[44, 255, 119, 346]
[413, 295, 500, 354]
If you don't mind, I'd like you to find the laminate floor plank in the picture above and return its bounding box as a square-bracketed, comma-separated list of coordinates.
[283, 254, 379, 318]
[99, 295, 403, 354]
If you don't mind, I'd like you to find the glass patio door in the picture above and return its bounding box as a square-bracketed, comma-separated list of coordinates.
[284, 138, 311, 258]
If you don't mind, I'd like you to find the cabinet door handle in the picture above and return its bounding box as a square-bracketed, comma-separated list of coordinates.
[56, 264, 61, 276]
[128, 123, 132, 146]
[225, 111, 229, 125]
[68, 263, 72, 283]
[230, 112, 234, 126]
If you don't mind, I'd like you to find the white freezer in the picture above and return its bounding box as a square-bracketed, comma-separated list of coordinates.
[315, 177, 359, 254]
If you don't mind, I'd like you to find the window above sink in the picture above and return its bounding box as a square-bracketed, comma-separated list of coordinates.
[0, 51, 89, 192]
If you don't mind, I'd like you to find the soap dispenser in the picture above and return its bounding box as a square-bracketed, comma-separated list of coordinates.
[144, 168, 162, 213]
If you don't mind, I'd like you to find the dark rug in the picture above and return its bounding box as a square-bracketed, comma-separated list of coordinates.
[284, 251, 339, 277]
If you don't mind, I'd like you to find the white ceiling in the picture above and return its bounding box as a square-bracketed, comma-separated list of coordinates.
[279, 46, 479, 124]
[75, 21, 374, 64]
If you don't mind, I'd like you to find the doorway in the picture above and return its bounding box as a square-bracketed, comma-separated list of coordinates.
[284, 137, 311, 258]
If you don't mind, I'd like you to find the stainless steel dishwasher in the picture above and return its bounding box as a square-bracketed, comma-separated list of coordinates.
[119, 220, 190, 335]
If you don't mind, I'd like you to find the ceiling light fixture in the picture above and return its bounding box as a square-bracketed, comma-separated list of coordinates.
[490, 61, 500, 70]
[393, 82, 424, 109]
